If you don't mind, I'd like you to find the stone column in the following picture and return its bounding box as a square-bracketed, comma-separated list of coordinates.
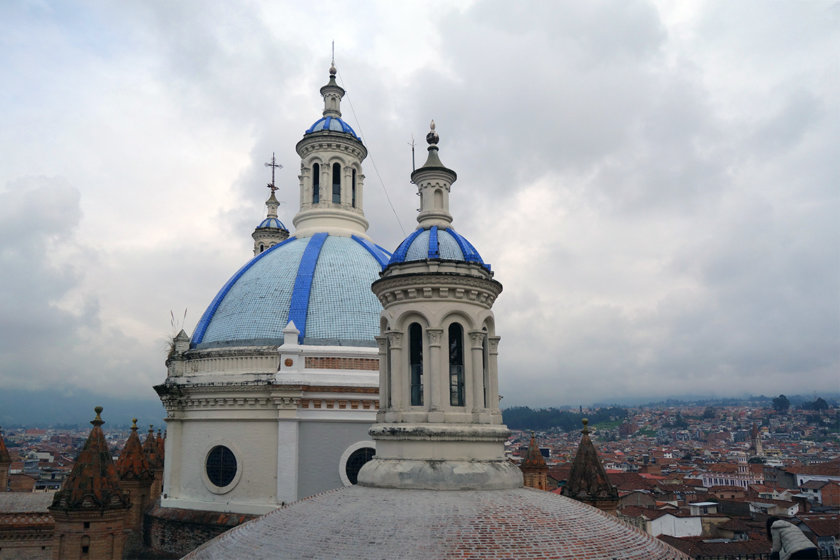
[426, 328, 444, 420]
[469, 331, 485, 414]
[487, 336, 501, 414]
[375, 335, 388, 421]
[387, 332, 404, 414]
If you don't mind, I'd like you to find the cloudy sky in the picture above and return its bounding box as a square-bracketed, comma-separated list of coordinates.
[1, 0, 837, 409]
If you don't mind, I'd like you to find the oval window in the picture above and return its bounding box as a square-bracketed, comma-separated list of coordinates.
[344, 447, 375, 485]
[206, 445, 237, 488]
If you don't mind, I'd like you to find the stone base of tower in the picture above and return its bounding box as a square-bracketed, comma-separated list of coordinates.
[358, 423, 522, 490]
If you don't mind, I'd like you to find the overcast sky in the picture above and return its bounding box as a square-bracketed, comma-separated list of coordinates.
[1, 0, 837, 408]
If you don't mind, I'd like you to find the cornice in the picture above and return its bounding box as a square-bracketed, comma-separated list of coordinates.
[372, 273, 502, 308]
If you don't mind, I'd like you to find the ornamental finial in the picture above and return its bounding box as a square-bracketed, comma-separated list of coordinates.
[581, 418, 590, 435]
[91, 406, 104, 427]
[426, 120, 439, 146]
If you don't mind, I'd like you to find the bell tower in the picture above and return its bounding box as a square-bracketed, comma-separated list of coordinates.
[293, 63, 370, 239]
[359, 123, 521, 491]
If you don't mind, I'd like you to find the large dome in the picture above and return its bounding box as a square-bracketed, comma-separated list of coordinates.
[191, 233, 390, 349]
[185, 486, 689, 559]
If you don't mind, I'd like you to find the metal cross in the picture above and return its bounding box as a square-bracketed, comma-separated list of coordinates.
[265, 152, 282, 193]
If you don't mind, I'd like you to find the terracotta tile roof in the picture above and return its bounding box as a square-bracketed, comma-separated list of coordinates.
[116, 419, 153, 481]
[658, 535, 769, 557]
[49, 407, 129, 512]
[798, 514, 840, 537]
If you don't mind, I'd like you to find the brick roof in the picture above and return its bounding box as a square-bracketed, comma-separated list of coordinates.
[49, 407, 129, 512]
[116, 419, 152, 481]
[185, 486, 691, 559]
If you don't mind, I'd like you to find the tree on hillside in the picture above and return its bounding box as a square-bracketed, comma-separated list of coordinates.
[772, 394, 790, 413]
[805, 397, 829, 411]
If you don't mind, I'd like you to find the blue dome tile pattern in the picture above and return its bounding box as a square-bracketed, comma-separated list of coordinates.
[305, 116, 362, 141]
[389, 227, 490, 271]
[192, 234, 391, 348]
[256, 217, 287, 230]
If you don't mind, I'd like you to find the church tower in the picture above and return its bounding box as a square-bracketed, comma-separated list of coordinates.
[0, 427, 10, 492]
[49, 407, 130, 560]
[520, 432, 549, 490]
[562, 419, 619, 513]
[252, 153, 290, 255]
[293, 63, 369, 239]
[359, 122, 521, 490]
[115, 419, 153, 555]
[142, 425, 164, 502]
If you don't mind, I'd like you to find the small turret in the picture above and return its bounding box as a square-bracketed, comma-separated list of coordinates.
[253, 153, 290, 255]
[562, 419, 619, 513]
[520, 432, 549, 490]
[49, 407, 130, 560]
[0, 426, 11, 492]
[116, 419, 153, 555]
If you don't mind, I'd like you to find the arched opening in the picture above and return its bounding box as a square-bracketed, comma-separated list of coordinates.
[332, 163, 341, 203]
[434, 188, 443, 209]
[448, 323, 464, 406]
[312, 163, 320, 203]
[409, 323, 423, 406]
[351, 168, 357, 208]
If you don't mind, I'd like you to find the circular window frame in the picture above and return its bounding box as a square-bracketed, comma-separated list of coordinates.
[339, 440, 376, 486]
[201, 441, 243, 495]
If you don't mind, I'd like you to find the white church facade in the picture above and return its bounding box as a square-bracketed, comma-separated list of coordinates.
[154, 64, 387, 516]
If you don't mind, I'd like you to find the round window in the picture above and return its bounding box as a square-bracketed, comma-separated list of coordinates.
[344, 447, 375, 485]
[205, 445, 237, 488]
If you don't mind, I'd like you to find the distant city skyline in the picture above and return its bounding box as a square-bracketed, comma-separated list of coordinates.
[0, 1, 837, 408]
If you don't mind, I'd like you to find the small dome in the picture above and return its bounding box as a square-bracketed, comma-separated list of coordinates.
[305, 116, 361, 141]
[255, 217, 286, 230]
[389, 226, 489, 271]
[192, 234, 391, 349]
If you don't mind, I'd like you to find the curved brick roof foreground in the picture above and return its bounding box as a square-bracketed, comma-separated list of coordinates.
[186, 486, 690, 560]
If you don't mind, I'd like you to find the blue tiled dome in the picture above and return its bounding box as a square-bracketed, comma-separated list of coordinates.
[305, 116, 361, 141]
[389, 226, 489, 271]
[256, 217, 287, 230]
[192, 234, 391, 349]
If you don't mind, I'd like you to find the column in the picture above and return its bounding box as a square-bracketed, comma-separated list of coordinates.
[276, 419, 299, 504]
[387, 331, 404, 413]
[487, 336, 501, 413]
[426, 328, 443, 412]
[375, 335, 388, 418]
[469, 331, 485, 414]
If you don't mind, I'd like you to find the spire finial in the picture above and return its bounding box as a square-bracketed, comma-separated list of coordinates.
[265, 152, 282, 193]
[426, 120, 439, 146]
[92, 406, 104, 427]
[581, 418, 589, 435]
[131, 418, 138, 430]
[330, 41, 336, 75]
